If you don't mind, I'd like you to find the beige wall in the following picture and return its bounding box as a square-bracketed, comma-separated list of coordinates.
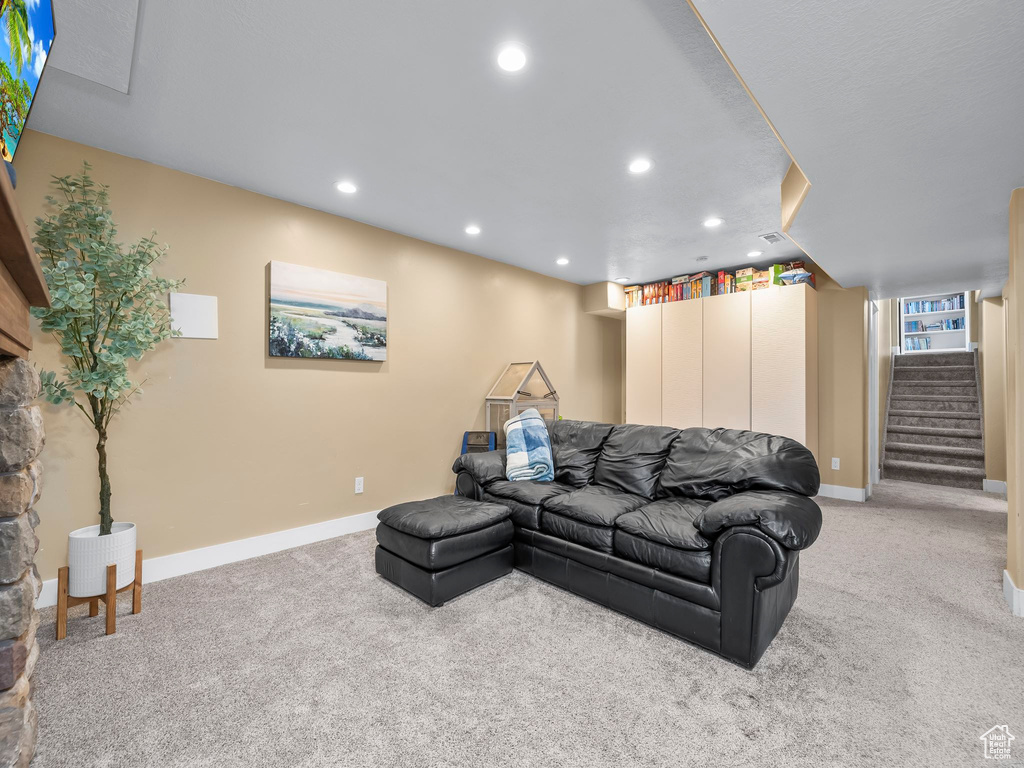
[981, 297, 1006, 484]
[816, 273, 869, 489]
[1007, 188, 1024, 588]
[14, 132, 623, 581]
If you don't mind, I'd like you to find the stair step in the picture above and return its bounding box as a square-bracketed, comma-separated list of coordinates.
[894, 351, 974, 366]
[891, 386, 977, 398]
[883, 458, 985, 489]
[883, 458, 985, 479]
[886, 424, 983, 438]
[895, 365, 974, 372]
[890, 395, 977, 402]
[888, 399, 980, 414]
[885, 442, 984, 459]
[891, 380, 976, 388]
[888, 409, 980, 420]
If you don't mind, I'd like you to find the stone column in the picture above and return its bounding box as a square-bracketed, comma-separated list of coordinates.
[0, 359, 43, 768]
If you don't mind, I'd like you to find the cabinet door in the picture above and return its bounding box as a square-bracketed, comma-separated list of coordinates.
[751, 284, 817, 452]
[661, 299, 702, 428]
[702, 291, 751, 430]
[626, 304, 662, 425]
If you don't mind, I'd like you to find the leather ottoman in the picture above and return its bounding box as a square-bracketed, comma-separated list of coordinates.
[375, 495, 514, 606]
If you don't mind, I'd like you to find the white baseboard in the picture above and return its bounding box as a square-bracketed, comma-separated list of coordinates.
[984, 478, 1008, 497]
[35, 509, 380, 609]
[1005, 570, 1024, 617]
[816, 484, 868, 502]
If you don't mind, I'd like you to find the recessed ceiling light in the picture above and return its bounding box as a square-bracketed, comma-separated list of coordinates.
[465, 224, 481, 235]
[747, 250, 763, 258]
[628, 158, 652, 174]
[556, 257, 569, 266]
[703, 217, 724, 228]
[496, 43, 527, 72]
[615, 277, 630, 283]
[335, 181, 357, 194]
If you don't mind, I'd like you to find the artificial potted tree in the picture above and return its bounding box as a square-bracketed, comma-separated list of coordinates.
[32, 163, 181, 599]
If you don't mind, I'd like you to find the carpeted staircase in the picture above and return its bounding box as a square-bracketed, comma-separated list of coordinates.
[882, 350, 984, 489]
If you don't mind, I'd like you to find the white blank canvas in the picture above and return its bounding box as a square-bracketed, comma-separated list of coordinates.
[170, 293, 219, 339]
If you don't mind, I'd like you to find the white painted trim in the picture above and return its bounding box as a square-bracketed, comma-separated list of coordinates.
[868, 299, 880, 489]
[1004, 570, 1023, 617]
[816, 484, 869, 502]
[983, 479, 1008, 496]
[36, 509, 380, 609]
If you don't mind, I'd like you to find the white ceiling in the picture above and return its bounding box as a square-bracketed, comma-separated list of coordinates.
[47, 0, 138, 94]
[27, 0, 804, 286]
[692, 0, 1024, 299]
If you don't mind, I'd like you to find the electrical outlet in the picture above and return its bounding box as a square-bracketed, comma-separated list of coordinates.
[831, 458, 840, 471]
[354, 476, 364, 494]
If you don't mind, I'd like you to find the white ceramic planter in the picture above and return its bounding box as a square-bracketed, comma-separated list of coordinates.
[67, 522, 137, 598]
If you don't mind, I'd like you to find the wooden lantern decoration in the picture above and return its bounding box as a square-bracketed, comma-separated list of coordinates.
[484, 361, 559, 446]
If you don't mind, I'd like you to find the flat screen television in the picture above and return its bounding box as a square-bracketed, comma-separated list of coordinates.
[0, 0, 54, 161]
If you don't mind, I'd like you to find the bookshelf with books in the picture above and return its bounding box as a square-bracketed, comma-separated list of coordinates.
[623, 260, 813, 309]
[898, 291, 969, 353]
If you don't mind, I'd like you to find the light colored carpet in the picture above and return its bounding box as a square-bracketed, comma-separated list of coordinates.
[33, 480, 1023, 767]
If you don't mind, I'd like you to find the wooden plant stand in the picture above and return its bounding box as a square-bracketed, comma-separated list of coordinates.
[55, 549, 142, 640]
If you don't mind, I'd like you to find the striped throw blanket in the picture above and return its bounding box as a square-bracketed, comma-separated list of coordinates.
[504, 408, 554, 482]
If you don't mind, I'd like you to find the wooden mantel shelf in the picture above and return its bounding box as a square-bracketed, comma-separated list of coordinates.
[0, 163, 49, 358]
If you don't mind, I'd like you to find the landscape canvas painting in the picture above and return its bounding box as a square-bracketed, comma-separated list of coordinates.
[269, 261, 387, 360]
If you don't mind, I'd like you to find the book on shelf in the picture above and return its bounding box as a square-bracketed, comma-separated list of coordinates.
[903, 294, 965, 314]
[622, 260, 813, 309]
[905, 317, 964, 333]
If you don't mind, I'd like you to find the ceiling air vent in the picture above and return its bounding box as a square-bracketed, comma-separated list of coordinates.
[758, 232, 786, 245]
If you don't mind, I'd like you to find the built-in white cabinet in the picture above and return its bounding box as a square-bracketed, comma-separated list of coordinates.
[751, 284, 818, 455]
[625, 303, 662, 427]
[661, 299, 702, 428]
[703, 291, 751, 431]
[625, 283, 818, 456]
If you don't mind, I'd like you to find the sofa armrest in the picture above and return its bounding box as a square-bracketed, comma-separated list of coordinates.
[694, 490, 822, 551]
[452, 450, 506, 487]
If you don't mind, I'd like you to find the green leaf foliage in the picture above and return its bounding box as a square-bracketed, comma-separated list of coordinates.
[3, 0, 31, 77]
[32, 162, 183, 422]
[30, 163, 183, 532]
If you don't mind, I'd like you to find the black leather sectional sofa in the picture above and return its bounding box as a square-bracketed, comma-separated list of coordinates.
[453, 421, 822, 668]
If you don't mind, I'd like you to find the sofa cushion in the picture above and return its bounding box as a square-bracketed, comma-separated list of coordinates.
[592, 424, 679, 498]
[613, 531, 712, 583]
[615, 498, 713, 551]
[486, 479, 574, 507]
[482, 493, 543, 530]
[612, 498, 714, 583]
[540, 485, 647, 554]
[542, 512, 618, 554]
[656, 427, 820, 501]
[548, 420, 615, 487]
[542, 485, 647, 527]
